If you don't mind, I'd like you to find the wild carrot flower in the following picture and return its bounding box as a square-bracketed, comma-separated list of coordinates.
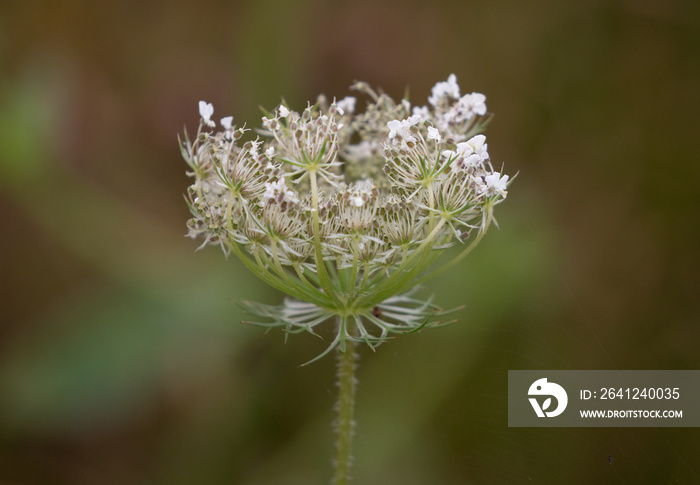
[181, 74, 511, 485]
[181, 74, 511, 363]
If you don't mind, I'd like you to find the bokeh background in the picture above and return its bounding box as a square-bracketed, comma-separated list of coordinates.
[2, 1, 699, 483]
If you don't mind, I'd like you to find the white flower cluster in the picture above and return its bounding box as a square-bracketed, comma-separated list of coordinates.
[414, 73, 488, 142]
[181, 74, 511, 360]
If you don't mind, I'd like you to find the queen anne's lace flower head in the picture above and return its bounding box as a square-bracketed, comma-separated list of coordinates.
[181, 74, 511, 363]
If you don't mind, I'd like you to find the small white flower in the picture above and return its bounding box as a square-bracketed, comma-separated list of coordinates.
[428, 74, 461, 106]
[198, 101, 215, 127]
[407, 114, 422, 126]
[389, 128, 416, 150]
[387, 115, 421, 140]
[427, 126, 441, 143]
[337, 96, 356, 114]
[412, 105, 430, 120]
[465, 134, 487, 152]
[278, 105, 290, 118]
[220, 116, 234, 130]
[263, 179, 281, 201]
[249, 139, 262, 157]
[350, 196, 364, 207]
[264, 177, 286, 200]
[262, 116, 278, 131]
[387, 120, 402, 139]
[265, 146, 275, 159]
[456, 134, 489, 167]
[463, 92, 487, 116]
[283, 189, 299, 204]
[484, 172, 509, 197]
[263, 176, 299, 205]
[441, 149, 457, 160]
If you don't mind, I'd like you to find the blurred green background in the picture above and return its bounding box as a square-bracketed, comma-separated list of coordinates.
[1, 1, 699, 483]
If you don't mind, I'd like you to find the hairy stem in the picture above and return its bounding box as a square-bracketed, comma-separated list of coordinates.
[333, 322, 357, 485]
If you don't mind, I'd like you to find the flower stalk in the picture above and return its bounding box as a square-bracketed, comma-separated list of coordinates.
[333, 321, 356, 485]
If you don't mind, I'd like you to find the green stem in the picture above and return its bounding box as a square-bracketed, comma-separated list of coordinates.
[309, 169, 343, 307]
[270, 241, 324, 300]
[355, 218, 446, 308]
[333, 319, 357, 485]
[413, 206, 493, 286]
